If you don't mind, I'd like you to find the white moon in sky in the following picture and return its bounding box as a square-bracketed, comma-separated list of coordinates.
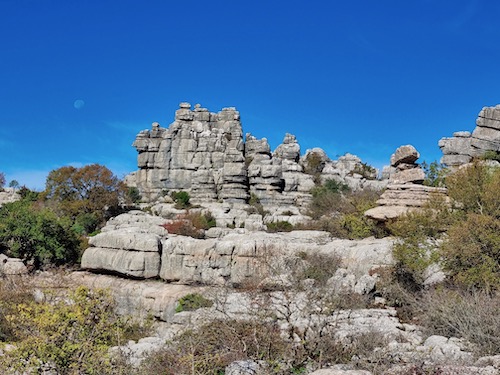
[74, 99, 85, 109]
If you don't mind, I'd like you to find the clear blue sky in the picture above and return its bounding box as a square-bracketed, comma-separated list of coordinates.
[1, 0, 500, 190]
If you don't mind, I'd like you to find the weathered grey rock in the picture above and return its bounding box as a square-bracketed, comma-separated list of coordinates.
[423, 335, 473, 364]
[0, 254, 28, 275]
[89, 229, 162, 252]
[69, 272, 199, 322]
[274, 133, 300, 161]
[390, 145, 420, 167]
[440, 105, 500, 166]
[0, 188, 20, 207]
[390, 167, 425, 184]
[81, 212, 165, 278]
[225, 360, 268, 375]
[81, 247, 160, 278]
[365, 184, 447, 222]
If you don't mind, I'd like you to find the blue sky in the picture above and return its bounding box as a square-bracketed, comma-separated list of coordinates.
[1, 0, 500, 190]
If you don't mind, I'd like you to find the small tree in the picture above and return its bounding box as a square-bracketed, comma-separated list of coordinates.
[0, 172, 5, 190]
[43, 164, 128, 224]
[8, 180, 19, 189]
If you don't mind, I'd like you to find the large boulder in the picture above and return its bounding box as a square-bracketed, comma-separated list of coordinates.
[81, 212, 164, 279]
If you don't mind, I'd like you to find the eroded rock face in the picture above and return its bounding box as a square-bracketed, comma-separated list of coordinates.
[127, 104, 247, 203]
[80, 212, 165, 278]
[126, 103, 386, 206]
[439, 105, 500, 167]
[81, 212, 394, 286]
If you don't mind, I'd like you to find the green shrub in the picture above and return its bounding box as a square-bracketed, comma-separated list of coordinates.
[266, 220, 294, 232]
[482, 150, 500, 162]
[441, 213, 500, 292]
[0, 286, 134, 374]
[127, 186, 142, 203]
[445, 161, 500, 217]
[170, 190, 191, 209]
[0, 200, 81, 268]
[304, 187, 383, 239]
[421, 160, 448, 187]
[175, 293, 213, 313]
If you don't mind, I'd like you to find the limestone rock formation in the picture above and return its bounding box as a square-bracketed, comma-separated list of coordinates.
[81, 212, 394, 287]
[439, 105, 500, 167]
[127, 103, 247, 203]
[365, 145, 446, 221]
[80, 212, 165, 278]
[126, 103, 384, 207]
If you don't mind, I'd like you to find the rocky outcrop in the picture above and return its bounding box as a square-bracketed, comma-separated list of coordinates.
[80, 211, 166, 278]
[439, 105, 500, 167]
[126, 103, 385, 207]
[365, 145, 447, 221]
[81, 212, 393, 285]
[0, 188, 20, 207]
[126, 103, 247, 203]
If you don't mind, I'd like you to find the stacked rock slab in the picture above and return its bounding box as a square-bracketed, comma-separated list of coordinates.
[365, 145, 446, 221]
[439, 105, 500, 167]
[80, 211, 166, 278]
[127, 103, 247, 203]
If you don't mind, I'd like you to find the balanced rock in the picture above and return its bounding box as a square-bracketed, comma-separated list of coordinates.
[390, 145, 419, 167]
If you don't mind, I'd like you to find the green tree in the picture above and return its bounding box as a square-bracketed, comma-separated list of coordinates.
[0, 172, 5, 190]
[8, 180, 19, 189]
[0, 199, 80, 267]
[43, 164, 128, 224]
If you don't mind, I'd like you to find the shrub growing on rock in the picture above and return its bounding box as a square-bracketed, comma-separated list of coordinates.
[175, 293, 213, 313]
[170, 190, 191, 209]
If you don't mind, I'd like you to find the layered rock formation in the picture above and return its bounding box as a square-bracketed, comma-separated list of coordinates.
[365, 145, 447, 221]
[439, 105, 500, 167]
[126, 103, 386, 206]
[81, 211, 394, 286]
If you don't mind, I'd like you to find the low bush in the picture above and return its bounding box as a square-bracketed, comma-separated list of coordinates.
[301, 187, 383, 239]
[170, 190, 191, 209]
[0, 286, 135, 374]
[161, 211, 216, 239]
[0, 199, 81, 268]
[175, 293, 213, 313]
[266, 220, 294, 232]
[420, 289, 500, 356]
[441, 213, 500, 292]
[297, 251, 342, 287]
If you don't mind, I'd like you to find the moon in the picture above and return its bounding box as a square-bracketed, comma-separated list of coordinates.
[73, 99, 85, 109]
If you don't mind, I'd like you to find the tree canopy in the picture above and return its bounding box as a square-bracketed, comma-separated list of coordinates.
[43, 164, 128, 223]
